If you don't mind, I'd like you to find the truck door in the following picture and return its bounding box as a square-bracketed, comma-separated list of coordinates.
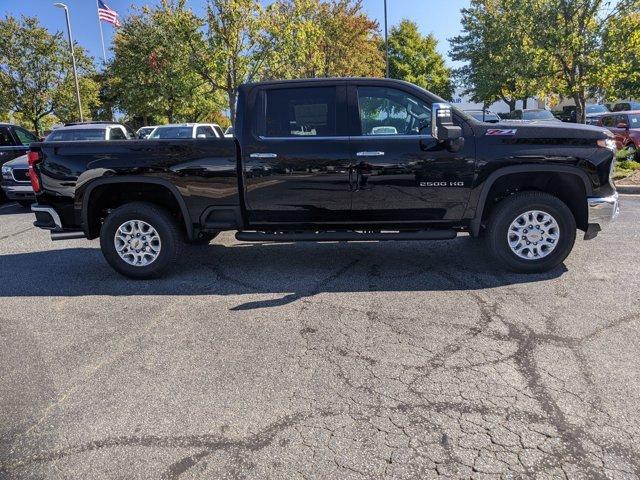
[348, 83, 476, 222]
[242, 83, 352, 226]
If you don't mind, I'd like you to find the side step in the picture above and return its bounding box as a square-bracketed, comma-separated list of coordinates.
[235, 230, 457, 242]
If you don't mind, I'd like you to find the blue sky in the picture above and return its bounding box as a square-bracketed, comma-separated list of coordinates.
[2, 0, 468, 66]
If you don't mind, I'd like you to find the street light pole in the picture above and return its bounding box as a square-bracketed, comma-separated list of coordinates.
[54, 3, 83, 122]
[384, 0, 389, 78]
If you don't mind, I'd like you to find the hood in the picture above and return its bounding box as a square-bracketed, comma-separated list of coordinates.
[4, 154, 28, 168]
[477, 120, 611, 140]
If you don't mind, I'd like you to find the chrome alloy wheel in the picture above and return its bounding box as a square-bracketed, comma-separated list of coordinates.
[507, 210, 560, 260]
[114, 220, 161, 266]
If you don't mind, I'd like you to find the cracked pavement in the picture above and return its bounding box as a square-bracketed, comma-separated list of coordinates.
[0, 196, 639, 479]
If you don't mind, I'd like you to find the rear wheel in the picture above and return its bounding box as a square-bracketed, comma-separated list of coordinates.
[100, 202, 182, 279]
[486, 192, 576, 273]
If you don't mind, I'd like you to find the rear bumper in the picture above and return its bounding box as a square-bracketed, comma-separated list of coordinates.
[31, 204, 86, 241]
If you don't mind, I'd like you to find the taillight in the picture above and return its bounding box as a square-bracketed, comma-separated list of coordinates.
[27, 150, 42, 193]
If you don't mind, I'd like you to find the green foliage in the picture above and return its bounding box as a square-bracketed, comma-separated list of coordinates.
[613, 159, 640, 179]
[107, 0, 224, 124]
[388, 20, 453, 100]
[262, 0, 384, 80]
[449, 0, 550, 109]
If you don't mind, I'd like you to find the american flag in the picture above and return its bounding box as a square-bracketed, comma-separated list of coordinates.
[98, 0, 121, 28]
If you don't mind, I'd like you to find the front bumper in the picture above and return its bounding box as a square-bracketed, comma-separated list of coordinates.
[584, 192, 619, 240]
[1, 183, 35, 201]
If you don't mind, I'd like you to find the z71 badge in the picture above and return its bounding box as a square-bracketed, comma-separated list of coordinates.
[486, 128, 517, 136]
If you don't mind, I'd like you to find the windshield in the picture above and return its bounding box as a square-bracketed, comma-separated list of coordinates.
[46, 129, 106, 141]
[586, 104, 608, 114]
[522, 110, 555, 120]
[150, 126, 193, 139]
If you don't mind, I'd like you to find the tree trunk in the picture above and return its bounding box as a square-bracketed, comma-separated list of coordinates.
[573, 92, 586, 124]
[228, 89, 237, 126]
[31, 119, 40, 138]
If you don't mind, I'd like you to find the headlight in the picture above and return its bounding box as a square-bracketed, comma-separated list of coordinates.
[1, 165, 12, 180]
[597, 138, 617, 152]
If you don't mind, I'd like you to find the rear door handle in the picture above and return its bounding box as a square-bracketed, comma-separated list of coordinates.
[356, 151, 384, 157]
[250, 153, 278, 159]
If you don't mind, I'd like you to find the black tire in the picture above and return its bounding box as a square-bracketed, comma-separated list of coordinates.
[17, 200, 33, 209]
[187, 231, 220, 245]
[486, 191, 576, 273]
[100, 202, 182, 279]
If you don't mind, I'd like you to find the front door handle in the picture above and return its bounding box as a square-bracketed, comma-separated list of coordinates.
[356, 151, 384, 157]
[250, 153, 278, 159]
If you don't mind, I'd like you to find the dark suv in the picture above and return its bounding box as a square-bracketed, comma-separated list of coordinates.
[0, 124, 38, 202]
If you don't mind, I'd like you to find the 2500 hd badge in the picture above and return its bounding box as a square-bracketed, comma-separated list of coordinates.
[27, 77, 619, 279]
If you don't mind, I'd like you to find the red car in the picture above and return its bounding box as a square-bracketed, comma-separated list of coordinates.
[598, 111, 640, 161]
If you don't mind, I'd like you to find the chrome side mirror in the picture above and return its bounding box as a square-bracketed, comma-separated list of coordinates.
[431, 103, 462, 142]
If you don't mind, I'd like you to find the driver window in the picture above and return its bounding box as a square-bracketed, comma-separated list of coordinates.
[357, 87, 431, 136]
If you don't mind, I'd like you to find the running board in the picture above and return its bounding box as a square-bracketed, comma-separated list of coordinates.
[235, 230, 457, 242]
[51, 231, 86, 241]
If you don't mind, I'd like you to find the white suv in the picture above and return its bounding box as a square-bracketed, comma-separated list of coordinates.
[148, 123, 224, 139]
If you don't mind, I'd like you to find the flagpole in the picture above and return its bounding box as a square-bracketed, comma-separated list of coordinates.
[97, 0, 107, 64]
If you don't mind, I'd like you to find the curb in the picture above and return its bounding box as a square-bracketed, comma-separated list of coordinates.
[616, 185, 640, 195]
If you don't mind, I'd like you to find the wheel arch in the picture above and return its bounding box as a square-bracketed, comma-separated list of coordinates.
[471, 165, 593, 237]
[80, 177, 194, 240]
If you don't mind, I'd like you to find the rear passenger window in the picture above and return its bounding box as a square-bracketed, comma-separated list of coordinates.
[265, 87, 336, 137]
[109, 128, 127, 140]
[0, 127, 12, 146]
[196, 126, 216, 138]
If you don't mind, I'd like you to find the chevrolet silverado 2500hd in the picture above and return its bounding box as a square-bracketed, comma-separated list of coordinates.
[28, 78, 619, 278]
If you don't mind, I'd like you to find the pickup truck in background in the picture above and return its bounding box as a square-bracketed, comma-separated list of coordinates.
[28, 78, 619, 279]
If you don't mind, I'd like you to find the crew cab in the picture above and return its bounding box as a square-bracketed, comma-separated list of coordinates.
[28, 78, 619, 278]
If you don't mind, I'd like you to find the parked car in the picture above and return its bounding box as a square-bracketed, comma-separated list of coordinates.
[224, 126, 234, 137]
[612, 101, 640, 112]
[149, 123, 224, 139]
[137, 126, 158, 139]
[1, 154, 33, 207]
[597, 111, 640, 160]
[46, 122, 134, 141]
[28, 77, 618, 278]
[557, 104, 609, 123]
[507, 109, 562, 122]
[464, 109, 501, 123]
[0, 123, 39, 201]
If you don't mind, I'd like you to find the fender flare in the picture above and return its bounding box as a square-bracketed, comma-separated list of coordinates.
[80, 176, 194, 240]
[470, 164, 593, 236]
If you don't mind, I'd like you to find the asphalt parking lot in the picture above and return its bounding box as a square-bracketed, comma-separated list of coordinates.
[1, 197, 639, 479]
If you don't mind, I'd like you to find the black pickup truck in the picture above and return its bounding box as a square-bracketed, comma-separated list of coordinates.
[28, 78, 619, 278]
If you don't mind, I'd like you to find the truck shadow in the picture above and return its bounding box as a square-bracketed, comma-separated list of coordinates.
[0, 237, 566, 305]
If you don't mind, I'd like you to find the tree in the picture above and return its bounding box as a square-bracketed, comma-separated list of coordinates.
[108, 0, 225, 124]
[600, 11, 640, 101]
[186, 0, 265, 125]
[0, 16, 65, 136]
[388, 20, 453, 100]
[522, 0, 640, 123]
[261, 0, 384, 80]
[449, 0, 548, 110]
[52, 46, 101, 124]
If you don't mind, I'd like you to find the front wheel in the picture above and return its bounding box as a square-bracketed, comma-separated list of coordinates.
[100, 202, 182, 279]
[486, 192, 576, 273]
